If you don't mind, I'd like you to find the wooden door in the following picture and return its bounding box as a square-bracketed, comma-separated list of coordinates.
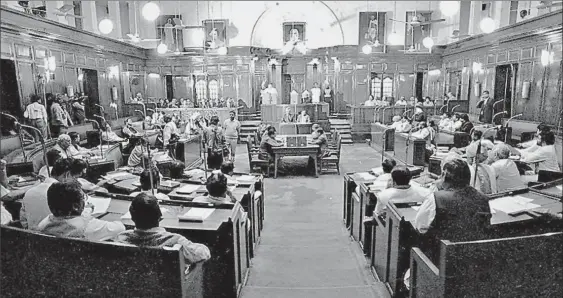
[354, 70, 369, 106]
[237, 72, 252, 109]
[337, 71, 354, 112]
[282, 74, 292, 104]
[221, 74, 236, 99]
[16, 61, 36, 107]
[172, 76, 191, 99]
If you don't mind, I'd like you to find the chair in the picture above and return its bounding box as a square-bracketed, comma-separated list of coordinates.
[320, 136, 342, 175]
[0, 226, 204, 298]
[246, 136, 269, 176]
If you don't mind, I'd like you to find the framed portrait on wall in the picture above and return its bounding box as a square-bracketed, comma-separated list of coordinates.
[156, 15, 184, 52]
[358, 12, 386, 53]
[283, 22, 306, 45]
[202, 19, 228, 52]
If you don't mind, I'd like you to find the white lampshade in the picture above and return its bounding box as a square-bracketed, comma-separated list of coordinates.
[157, 43, 168, 54]
[217, 47, 228, 55]
[142, 2, 160, 21]
[439, 1, 460, 17]
[98, 18, 114, 35]
[480, 17, 496, 34]
[422, 37, 434, 49]
[388, 32, 402, 45]
[362, 44, 372, 54]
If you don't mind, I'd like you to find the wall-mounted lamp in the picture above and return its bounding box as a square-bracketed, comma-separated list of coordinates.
[268, 58, 279, 66]
[541, 50, 554, 66]
[428, 69, 441, 76]
[108, 65, 119, 79]
[472, 62, 483, 74]
[474, 82, 482, 97]
[522, 81, 531, 99]
[308, 58, 320, 65]
[44, 56, 56, 72]
[148, 73, 160, 78]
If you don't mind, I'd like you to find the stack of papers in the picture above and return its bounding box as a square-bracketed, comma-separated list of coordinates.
[160, 180, 180, 188]
[122, 207, 169, 219]
[356, 172, 376, 181]
[176, 184, 202, 194]
[86, 197, 111, 215]
[489, 195, 541, 214]
[178, 208, 215, 222]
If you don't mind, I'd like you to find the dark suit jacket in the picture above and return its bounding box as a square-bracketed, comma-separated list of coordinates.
[477, 97, 495, 124]
[460, 121, 474, 134]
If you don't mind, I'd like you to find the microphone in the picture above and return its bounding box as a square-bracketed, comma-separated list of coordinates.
[19, 123, 49, 176]
[492, 111, 507, 125]
[451, 105, 461, 113]
[1, 112, 27, 160]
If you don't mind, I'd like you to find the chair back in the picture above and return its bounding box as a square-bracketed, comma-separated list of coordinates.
[0, 225, 203, 298]
[5, 161, 34, 176]
[246, 136, 253, 165]
[336, 136, 342, 160]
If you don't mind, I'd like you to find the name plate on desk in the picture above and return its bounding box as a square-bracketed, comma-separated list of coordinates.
[286, 136, 307, 147]
[178, 208, 215, 222]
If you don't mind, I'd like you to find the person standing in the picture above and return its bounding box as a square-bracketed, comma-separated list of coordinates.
[477, 91, 495, 124]
[323, 85, 334, 113]
[311, 82, 321, 104]
[72, 96, 86, 124]
[223, 110, 241, 162]
[24, 94, 49, 139]
[203, 116, 226, 169]
[50, 96, 68, 137]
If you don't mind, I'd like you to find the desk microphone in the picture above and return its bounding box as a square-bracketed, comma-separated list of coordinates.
[1, 112, 27, 160]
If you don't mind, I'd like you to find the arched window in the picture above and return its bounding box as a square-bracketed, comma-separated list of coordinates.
[195, 80, 207, 100]
[382, 77, 393, 97]
[371, 76, 381, 98]
[208, 80, 219, 100]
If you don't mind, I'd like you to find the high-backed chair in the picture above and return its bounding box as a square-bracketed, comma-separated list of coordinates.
[320, 136, 342, 175]
[0, 225, 204, 298]
[246, 136, 269, 176]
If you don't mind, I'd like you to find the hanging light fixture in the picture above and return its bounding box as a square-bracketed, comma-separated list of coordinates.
[98, 18, 114, 34]
[217, 47, 228, 55]
[439, 1, 460, 17]
[480, 2, 496, 34]
[142, 1, 160, 21]
[362, 44, 372, 54]
[422, 36, 434, 49]
[157, 43, 168, 54]
[173, 1, 182, 55]
[388, 1, 402, 45]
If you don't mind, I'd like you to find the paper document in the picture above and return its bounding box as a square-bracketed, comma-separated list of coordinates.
[489, 195, 541, 214]
[160, 180, 180, 188]
[370, 180, 389, 191]
[357, 172, 376, 181]
[178, 208, 215, 222]
[104, 172, 131, 180]
[236, 175, 256, 182]
[371, 168, 383, 176]
[176, 184, 202, 194]
[87, 197, 111, 215]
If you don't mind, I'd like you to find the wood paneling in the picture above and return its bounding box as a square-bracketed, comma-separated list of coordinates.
[16, 62, 36, 100]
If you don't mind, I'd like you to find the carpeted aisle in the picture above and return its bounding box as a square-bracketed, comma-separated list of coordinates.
[235, 143, 391, 298]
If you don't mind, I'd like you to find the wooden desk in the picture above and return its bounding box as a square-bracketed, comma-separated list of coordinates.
[272, 135, 320, 178]
[176, 135, 203, 169]
[370, 123, 395, 152]
[394, 132, 426, 166]
[277, 123, 312, 135]
[261, 103, 329, 123]
[99, 199, 247, 298]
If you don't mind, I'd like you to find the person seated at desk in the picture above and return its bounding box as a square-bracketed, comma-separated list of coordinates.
[359, 159, 397, 196]
[457, 114, 474, 134]
[281, 107, 295, 123]
[412, 105, 426, 123]
[388, 116, 402, 129]
[411, 122, 433, 141]
[193, 171, 236, 204]
[122, 118, 139, 139]
[37, 181, 125, 241]
[169, 161, 186, 180]
[116, 193, 210, 264]
[395, 97, 408, 106]
[486, 144, 525, 192]
[127, 137, 151, 167]
[373, 166, 432, 217]
[438, 112, 453, 131]
[67, 132, 92, 158]
[364, 95, 376, 107]
[130, 168, 170, 201]
[396, 117, 413, 133]
[69, 159, 108, 194]
[52, 134, 72, 158]
[39, 149, 62, 178]
[519, 130, 561, 173]
[297, 110, 310, 123]
[405, 158, 492, 289]
[450, 130, 494, 165]
[220, 161, 235, 180]
[259, 128, 284, 163]
[423, 96, 434, 107]
[101, 122, 125, 143]
[311, 127, 328, 154]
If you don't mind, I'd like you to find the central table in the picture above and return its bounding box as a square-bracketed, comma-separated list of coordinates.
[272, 135, 320, 178]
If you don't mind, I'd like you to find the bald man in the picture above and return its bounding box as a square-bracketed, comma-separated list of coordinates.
[52, 134, 72, 158]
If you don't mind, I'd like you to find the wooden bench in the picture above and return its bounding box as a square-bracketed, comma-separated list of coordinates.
[0, 225, 204, 298]
[409, 232, 563, 298]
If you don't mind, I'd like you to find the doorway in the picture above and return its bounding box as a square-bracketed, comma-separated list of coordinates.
[494, 64, 518, 118]
[0, 59, 23, 136]
[81, 69, 100, 119]
[415, 72, 424, 102]
[165, 75, 173, 100]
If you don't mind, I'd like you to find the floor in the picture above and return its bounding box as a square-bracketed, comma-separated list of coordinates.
[231, 143, 391, 298]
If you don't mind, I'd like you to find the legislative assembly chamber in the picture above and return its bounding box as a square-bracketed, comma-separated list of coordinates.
[0, 1, 562, 297]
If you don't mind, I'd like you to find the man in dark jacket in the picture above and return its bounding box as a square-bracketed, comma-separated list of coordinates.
[477, 91, 495, 124]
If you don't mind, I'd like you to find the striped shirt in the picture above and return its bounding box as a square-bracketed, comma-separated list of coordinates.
[24, 102, 48, 120]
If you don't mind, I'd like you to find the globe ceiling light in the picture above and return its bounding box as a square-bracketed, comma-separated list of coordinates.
[98, 18, 114, 35]
[142, 2, 160, 21]
[362, 44, 372, 54]
[439, 1, 460, 17]
[422, 37, 434, 49]
[217, 46, 228, 55]
[480, 17, 496, 34]
[157, 43, 168, 54]
[388, 32, 402, 46]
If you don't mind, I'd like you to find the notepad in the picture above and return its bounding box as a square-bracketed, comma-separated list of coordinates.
[178, 208, 215, 222]
[489, 195, 541, 214]
[176, 184, 202, 194]
[87, 197, 111, 215]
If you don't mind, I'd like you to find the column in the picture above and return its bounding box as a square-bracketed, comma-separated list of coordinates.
[81, 1, 99, 34]
[108, 1, 122, 39]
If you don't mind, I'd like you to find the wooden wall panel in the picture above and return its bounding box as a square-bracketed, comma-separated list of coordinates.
[397, 73, 415, 100]
[541, 60, 563, 125]
[16, 62, 36, 103]
[146, 76, 164, 99]
[513, 61, 533, 116]
[221, 74, 236, 99]
[354, 70, 369, 106]
[238, 72, 252, 108]
[338, 72, 354, 112]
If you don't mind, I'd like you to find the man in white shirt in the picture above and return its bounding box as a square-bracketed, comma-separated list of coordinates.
[397, 117, 413, 133]
[487, 144, 525, 192]
[130, 168, 170, 201]
[223, 111, 241, 162]
[311, 82, 321, 104]
[24, 94, 49, 139]
[21, 158, 75, 229]
[438, 112, 453, 131]
[374, 166, 432, 216]
[411, 122, 431, 140]
[389, 116, 402, 129]
[162, 115, 178, 149]
[364, 95, 376, 107]
[451, 113, 463, 131]
[52, 134, 72, 158]
[520, 130, 561, 172]
[37, 181, 125, 241]
[395, 97, 408, 106]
